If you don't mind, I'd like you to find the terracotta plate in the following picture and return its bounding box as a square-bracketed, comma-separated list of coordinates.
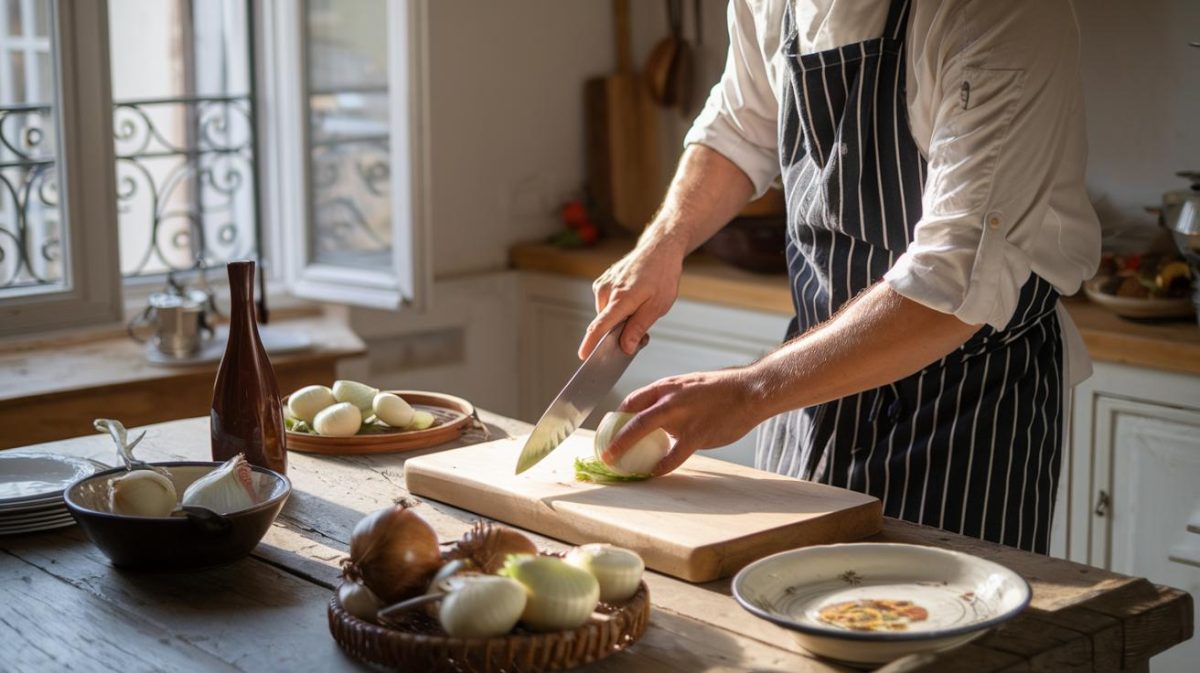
[285, 390, 477, 455]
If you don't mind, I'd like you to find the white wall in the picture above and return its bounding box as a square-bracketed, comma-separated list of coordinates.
[342, 1, 614, 415]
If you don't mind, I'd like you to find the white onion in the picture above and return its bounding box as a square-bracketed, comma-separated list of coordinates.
[372, 392, 415, 428]
[333, 380, 380, 413]
[181, 454, 258, 514]
[109, 470, 177, 517]
[288, 385, 336, 423]
[594, 411, 670, 476]
[314, 402, 362, 437]
[408, 411, 436, 431]
[563, 544, 644, 603]
[438, 575, 527, 638]
[500, 555, 599, 632]
[338, 581, 384, 623]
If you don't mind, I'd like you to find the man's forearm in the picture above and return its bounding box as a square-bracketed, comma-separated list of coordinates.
[639, 144, 757, 257]
[746, 283, 982, 419]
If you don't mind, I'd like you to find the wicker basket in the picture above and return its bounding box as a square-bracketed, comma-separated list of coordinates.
[328, 582, 651, 672]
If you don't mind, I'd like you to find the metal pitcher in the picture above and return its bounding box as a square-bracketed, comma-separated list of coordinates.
[129, 287, 215, 358]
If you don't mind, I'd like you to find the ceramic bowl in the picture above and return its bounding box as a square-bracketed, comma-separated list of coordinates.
[64, 461, 290, 570]
[732, 543, 1030, 668]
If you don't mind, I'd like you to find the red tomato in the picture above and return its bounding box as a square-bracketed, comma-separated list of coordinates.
[560, 201, 588, 229]
[577, 222, 599, 244]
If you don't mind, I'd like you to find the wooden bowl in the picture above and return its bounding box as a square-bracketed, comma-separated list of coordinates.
[327, 581, 650, 673]
[286, 391, 477, 455]
[64, 462, 290, 570]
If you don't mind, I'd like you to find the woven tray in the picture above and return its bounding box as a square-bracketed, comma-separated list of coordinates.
[328, 582, 651, 673]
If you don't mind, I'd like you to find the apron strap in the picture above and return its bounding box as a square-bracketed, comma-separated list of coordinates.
[883, 0, 913, 40]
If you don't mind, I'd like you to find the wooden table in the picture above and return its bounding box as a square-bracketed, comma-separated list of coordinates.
[2, 415, 1192, 672]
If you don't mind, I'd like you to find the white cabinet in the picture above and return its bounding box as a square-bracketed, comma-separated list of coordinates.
[1066, 362, 1200, 673]
[518, 272, 790, 466]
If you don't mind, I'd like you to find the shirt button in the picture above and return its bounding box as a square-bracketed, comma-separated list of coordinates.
[988, 214, 1002, 230]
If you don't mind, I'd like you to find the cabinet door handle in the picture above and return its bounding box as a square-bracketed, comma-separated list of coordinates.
[1094, 490, 1111, 518]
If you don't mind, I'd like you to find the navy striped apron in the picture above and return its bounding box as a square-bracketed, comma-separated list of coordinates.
[755, 0, 1064, 553]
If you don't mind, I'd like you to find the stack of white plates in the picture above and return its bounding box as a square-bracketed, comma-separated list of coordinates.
[0, 453, 103, 535]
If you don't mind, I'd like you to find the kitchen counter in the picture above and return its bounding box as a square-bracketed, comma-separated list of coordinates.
[0, 311, 365, 449]
[1, 414, 1192, 672]
[511, 239, 1200, 376]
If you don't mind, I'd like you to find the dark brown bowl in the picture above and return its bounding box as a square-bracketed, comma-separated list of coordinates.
[64, 461, 290, 570]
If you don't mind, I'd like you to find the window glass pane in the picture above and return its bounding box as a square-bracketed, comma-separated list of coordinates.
[306, 0, 392, 270]
[108, 0, 257, 279]
[0, 0, 67, 297]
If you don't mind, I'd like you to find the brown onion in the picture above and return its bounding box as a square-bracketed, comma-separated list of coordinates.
[341, 502, 443, 603]
[444, 522, 539, 574]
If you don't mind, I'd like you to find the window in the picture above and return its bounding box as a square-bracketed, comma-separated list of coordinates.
[0, 0, 429, 337]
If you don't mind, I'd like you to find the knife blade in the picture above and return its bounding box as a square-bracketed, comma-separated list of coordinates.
[514, 323, 641, 474]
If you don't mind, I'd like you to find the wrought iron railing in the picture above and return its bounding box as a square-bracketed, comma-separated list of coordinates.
[0, 88, 394, 291]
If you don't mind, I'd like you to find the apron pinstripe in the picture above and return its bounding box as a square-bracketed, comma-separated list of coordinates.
[755, 0, 1064, 553]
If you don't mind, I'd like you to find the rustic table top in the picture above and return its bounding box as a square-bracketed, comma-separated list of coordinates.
[1, 414, 1192, 673]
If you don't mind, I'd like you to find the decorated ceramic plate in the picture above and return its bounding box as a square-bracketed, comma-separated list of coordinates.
[732, 543, 1030, 668]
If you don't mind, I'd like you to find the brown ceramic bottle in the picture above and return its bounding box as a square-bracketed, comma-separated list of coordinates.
[211, 260, 287, 474]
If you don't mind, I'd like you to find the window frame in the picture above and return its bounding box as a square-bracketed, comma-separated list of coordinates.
[0, 0, 122, 337]
[257, 0, 431, 312]
[1, 0, 431, 339]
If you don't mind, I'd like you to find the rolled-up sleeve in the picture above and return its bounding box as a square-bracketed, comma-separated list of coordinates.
[884, 0, 1087, 330]
[683, 0, 780, 197]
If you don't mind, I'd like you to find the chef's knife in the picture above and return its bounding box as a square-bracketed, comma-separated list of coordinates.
[515, 323, 643, 474]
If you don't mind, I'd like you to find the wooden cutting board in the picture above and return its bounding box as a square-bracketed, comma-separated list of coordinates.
[404, 432, 882, 582]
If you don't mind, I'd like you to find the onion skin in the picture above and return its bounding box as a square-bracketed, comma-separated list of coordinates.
[341, 503, 444, 604]
[444, 522, 539, 574]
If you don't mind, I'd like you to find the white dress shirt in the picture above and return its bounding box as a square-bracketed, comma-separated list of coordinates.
[686, 0, 1102, 346]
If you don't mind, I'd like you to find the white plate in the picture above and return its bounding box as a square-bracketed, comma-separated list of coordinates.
[732, 543, 1031, 668]
[0, 516, 77, 535]
[0, 454, 99, 504]
[1, 507, 72, 524]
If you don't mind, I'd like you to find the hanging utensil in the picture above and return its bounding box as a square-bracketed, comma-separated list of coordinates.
[645, 0, 684, 107]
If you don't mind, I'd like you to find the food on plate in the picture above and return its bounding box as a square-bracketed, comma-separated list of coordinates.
[563, 543, 644, 603]
[499, 554, 600, 632]
[444, 522, 539, 574]
[1094, 253, 1192, 300]
[437, 575, 528, 638]
[180, 453, 259, 514]
[288, 385, 337, 423]
[313, 402, 363, 437]
[284, 382, 440, 436]
[109, 469, 178, 517]
[341, 502, 444, 604]
[817, 599, 930, 632]
[574, 411, 670, 483]
[373, 392, 415, 428]
[333, 380, 380, 413]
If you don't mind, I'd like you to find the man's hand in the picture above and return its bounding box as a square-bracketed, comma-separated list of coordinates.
[601, 368, 764, 476]
[579, 240, 685, 358]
